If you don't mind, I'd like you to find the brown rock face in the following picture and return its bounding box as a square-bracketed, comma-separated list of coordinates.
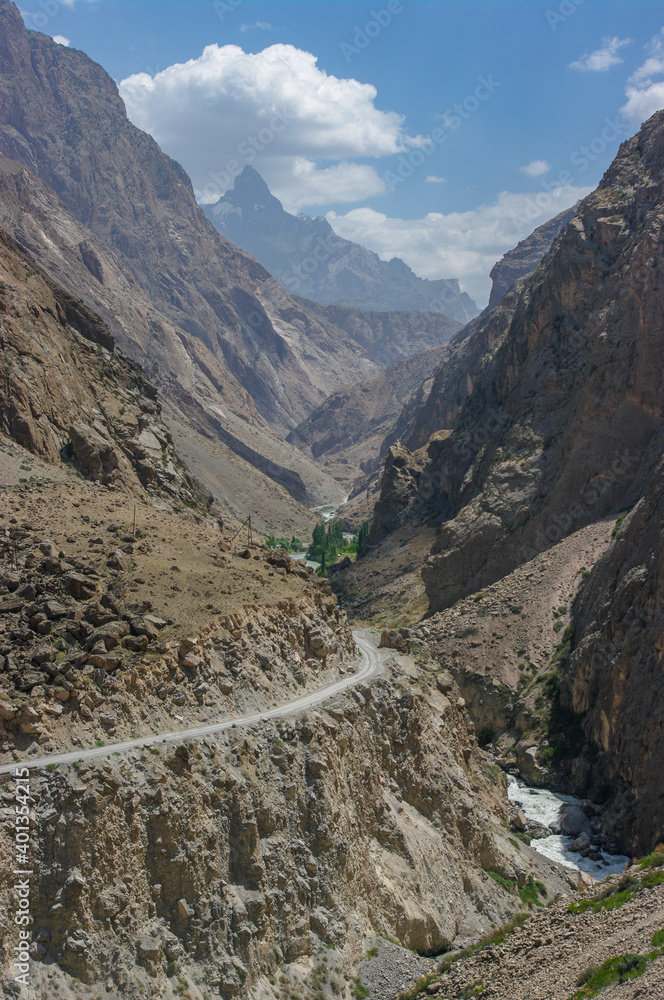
[370, 111, 664, 613]
[288, 341, 456, 484]
[69, 424, 123, 486]
[0, 226, 207, 506]
[560, 455, 664, 853]
[293, 298, 462, 368]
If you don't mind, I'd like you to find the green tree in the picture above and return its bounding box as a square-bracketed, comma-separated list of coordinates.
[356, 520, 371, 557]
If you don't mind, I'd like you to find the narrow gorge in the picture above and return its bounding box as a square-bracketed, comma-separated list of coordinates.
[0, 3, 663, 999]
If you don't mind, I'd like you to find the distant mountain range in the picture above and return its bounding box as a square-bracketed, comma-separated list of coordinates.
[203, 166, 478, 323]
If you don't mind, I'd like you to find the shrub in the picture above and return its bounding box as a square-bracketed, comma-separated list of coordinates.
[572, 953, 647, 998]
[639, 845, 664, 869]
[486, 870, 516, 892]
[651, 928, 664, 948]
[641, 869, 664, 889]
[519, 875, 545, 906]
[454, 627, 478, 640]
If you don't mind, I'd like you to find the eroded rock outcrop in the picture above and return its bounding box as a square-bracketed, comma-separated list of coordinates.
[0, 227, 208, 506]
[559, 455, 664, 853]
[0, 656, 568, 997]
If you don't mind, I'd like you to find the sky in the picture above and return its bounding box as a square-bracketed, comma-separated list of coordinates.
[18, 0, 664, 305]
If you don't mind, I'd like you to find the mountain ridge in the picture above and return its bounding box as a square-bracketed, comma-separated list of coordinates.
[204, 165, 478, 322]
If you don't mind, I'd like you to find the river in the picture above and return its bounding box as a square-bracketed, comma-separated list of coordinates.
[507, 776, 630, 880]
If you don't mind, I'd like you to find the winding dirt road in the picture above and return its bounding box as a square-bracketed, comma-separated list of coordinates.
[0, 628, 387, 775]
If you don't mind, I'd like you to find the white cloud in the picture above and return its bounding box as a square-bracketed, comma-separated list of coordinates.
[119, 43, 421, 211]
[52, 35, 70, 46]
[239, 21, 275, 33]
[621, 28, 664, 125]
[425, 175, 446, 184]
[520, 159, 550, 177]
[327, 185, 590, 307]
[570, 36, 632, 72]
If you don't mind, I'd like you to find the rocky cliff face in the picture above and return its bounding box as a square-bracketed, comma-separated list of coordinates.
[486, 207, 575, 311]
[350, 111, 664, 858]
[560, 455, 664, 854]
[368, 111, 664, 614]
[286, 198, 573, 496]
[0, 633, 568, 998]
[205, 166, 478, 323]
[0, 226, 206, 506]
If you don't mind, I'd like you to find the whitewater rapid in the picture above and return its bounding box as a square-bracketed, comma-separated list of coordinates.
[507, 777, 630, 879]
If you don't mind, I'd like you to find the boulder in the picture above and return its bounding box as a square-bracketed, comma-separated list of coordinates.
[380, 629, 408, 653]
[0, 699, 17, 720]
[307, 625, 337, 659]
[31, 645, 56, 665]
[87, 652, 123, 671]
[107, 549, 127, 571]
[39, 539, 59, 559]
[124, 634, 148, 652]
[69, 423, 124, 485]
[0, 569, 21, 591]
[569, 831, 592, 852]
[137, 934, 162, 962]
[62, 572, 98, 600]
[0, 597, 24, 613]
[436, 670, 455, 694]
[511, 809, 528, 832]
[560, 804, 593, 837]
[131, 617, 159, 640]
[86, 620, 130, 651]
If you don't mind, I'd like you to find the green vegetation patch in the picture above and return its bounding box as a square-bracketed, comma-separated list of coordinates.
[265, 534, 303, 551]
[454, 626, 478, 640]
[639, 846, 664, 869]
[568, 887, 636, 915]
[641, 868, 664, 889]
[651, 928, 664, 949]
[486, 870, 516, 892]
[518, 875, 547, 906]
[570, 953, 648, 999]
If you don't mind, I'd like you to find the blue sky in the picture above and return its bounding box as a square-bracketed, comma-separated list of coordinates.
[19, 0, 664, 303]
